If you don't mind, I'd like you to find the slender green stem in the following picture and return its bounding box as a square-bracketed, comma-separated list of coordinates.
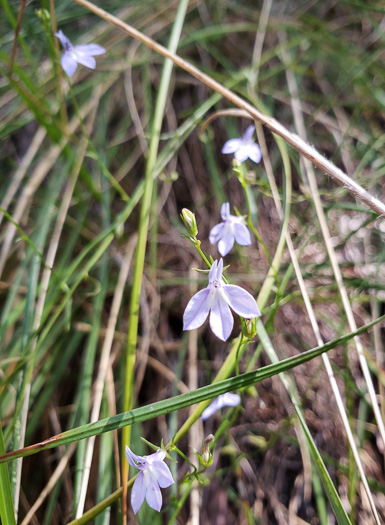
[0, 423, 16, 525]
[121, 0, 190, 513]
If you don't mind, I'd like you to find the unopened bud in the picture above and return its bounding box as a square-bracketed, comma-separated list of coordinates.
[36, 9, 51, 27]
[242, 317, 258, 339]
[181, 208, 198, 238]
[202, 434, 214, 465]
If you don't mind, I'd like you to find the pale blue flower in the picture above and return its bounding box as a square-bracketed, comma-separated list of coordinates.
[209, 202, 251, 256]
[222, 125, 262, 163]
[55, 30, 105, 78]
[183, 259, 261, 341]
[125, 446, 174, 514]
[201, 393, 241, 421]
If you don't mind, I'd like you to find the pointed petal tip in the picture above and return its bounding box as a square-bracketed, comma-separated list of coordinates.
[243, 124, 256, 141]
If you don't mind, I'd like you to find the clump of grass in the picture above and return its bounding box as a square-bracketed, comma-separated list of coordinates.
[1, 0, 385, 524]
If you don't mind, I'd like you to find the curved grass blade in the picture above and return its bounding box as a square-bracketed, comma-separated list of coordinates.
[1, 313, 384, 465]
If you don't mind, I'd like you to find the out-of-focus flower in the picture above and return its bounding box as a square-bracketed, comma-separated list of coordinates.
[222, 125, 262, 163]
[209, 202, 251, 256]
[55, 30, 105, 78]
[125, 446, 174, 514]
[201, 393, 241, 421]
[183, 259, 261, 341]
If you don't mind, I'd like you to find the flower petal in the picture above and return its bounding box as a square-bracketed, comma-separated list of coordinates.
[148, 449, 166, 463]
[223, 285, 261, 318]
[233, 222, 251, 246]
[152, 461, 175, 488]
[242, 125, 255, 141]
[217, 258, 224, 280]
[208, 259, 218, 283]
[220, 202, 230, 221]
[131, 472, 146, 514]
[222, 392, 241, 407]
[125, 446, 146, 470]
[201, 393, 241, 420]
[201, 397, 222, 421]
[74, 43, 106, 56]
[245, 143, 262, 164]
[209, 222, 225, 245]
[234, 145, 251, 163]
[145, 477, 163, 512]
[183, 288, 211, 331]
[55, 30, 72, 50]
[221, 138, 242, 154]
[73, 52, 96, 69]
[209, 291, 234, 341]
[60, 53, 78, 77]
[217, 228, 235, 256]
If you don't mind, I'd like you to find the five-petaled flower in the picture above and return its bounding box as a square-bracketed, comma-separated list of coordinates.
[222, 125, 262, 163]
[125, 446, 174, 514]
[209, 202, 251, 256]
[201, 393, 241, 421]
[183, 258, 261, 341]
[55, 30, 106, 78]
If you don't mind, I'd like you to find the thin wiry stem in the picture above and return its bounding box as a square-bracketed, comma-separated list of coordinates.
[279, 38, 382, 524]
[75, 236, 137, 518]
[72, 0, 385, 217]
[7, 0, 27, 75]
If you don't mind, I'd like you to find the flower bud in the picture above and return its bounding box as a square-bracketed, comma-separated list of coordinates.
[36, 9, 51, 29]
[181, 208, 198, 238]
[242, 317, 258, 339]
[202, 434, 214, 465]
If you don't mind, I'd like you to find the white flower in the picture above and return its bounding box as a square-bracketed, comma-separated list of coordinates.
[55, 30, 106, 78]
[209, 202, 251, 256]
[222, 125, 262, 163]
[125, 446, 175, 514]
[183, 259, 261, 341]
[201, 393, 241, 421]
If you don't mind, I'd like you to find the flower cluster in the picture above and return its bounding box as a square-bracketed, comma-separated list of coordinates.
[54, 26, 260, 516]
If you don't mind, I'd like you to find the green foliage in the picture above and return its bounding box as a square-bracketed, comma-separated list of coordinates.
[1, 0, 385, 523]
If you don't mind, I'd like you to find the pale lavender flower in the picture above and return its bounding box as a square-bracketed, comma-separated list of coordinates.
[125, 446, 174, 514]
[55, 30, 105, 78]
[183, 259, 261, 341]
[201, 393, 241, 421]
[209, 202, 251, 256]
[222, 125, 262, 163]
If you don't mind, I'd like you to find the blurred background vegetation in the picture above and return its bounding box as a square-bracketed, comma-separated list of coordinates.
[1, 0, 385, 523]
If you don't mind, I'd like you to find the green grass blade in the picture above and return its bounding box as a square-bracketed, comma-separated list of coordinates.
[2, 313, 384, 464]
[0, 423, 16, 525]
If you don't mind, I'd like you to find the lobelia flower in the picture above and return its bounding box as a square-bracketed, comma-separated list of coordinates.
[209, 202, 251, 256]
[183, 258, 261, 341]
[125, 446, 175, 514]
[55, 29, 106, 78]
[222, 125, 262, 163]
[201, 393, 241, 421]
